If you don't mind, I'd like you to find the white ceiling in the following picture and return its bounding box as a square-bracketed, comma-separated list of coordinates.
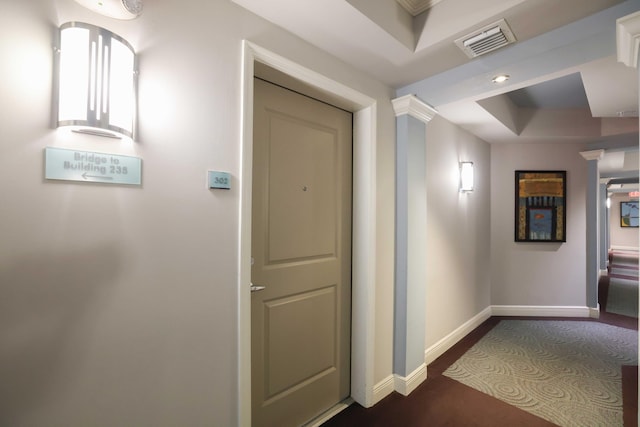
[233, 0, 639, 171]
[394, 0, 444, 16]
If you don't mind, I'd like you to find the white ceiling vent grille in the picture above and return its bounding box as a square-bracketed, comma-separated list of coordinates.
[455, 19, 516, 58]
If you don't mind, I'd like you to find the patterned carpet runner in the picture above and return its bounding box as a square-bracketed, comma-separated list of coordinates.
[443, 320, 638, 427]
[607, 251, 639, 318]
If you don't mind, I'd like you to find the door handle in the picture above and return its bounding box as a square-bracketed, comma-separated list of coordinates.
[250, 283, 266, 292]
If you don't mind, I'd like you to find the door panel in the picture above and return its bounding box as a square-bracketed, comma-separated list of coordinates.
[264, 286, 336, 399]
[252, 78, 352, 427]
[266, 111, 337, 263]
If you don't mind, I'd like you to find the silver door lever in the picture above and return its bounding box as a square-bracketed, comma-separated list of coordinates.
[250, 283, 266, 292]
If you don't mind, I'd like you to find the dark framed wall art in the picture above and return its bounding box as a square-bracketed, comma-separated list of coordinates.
[515, 170, 567, 242]
[620, 201, 639, 227]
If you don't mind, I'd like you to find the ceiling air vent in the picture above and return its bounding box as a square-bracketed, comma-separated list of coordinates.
[455, 19, 516, 58]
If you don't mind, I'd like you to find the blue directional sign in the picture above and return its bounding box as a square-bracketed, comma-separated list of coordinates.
[45, 147, 142, 185]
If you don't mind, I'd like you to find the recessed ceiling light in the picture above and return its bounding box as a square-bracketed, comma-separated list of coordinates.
[492, 74, 510, 83]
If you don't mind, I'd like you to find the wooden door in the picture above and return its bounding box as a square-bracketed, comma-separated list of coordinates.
[251, 78, 352, 427]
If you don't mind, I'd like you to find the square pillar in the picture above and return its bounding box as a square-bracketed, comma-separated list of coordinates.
[391, 95, 436, 395]
[580, 149, 604, 309]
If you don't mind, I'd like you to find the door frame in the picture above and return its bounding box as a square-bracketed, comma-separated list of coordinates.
[238, 41, 378, 426]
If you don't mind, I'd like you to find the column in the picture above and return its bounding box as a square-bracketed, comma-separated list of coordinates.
[599, 181, 609, 273]
[391, 94, 437, 396]
[580, 149, 604, 310]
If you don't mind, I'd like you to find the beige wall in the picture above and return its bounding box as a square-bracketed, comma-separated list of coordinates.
[0, 0, 397, 425]
[490, 143, 588, 306]
[424, 116, 492, 349]
[609, 193, 640, 250]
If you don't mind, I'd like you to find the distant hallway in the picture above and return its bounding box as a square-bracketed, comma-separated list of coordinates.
[600, 250, 639, 319]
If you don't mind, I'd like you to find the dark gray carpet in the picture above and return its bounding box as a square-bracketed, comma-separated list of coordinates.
[608, 252, 639, 318]
[607, 277, 639, 318]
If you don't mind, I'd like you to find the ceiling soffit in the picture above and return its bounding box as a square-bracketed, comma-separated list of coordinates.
[395, 0, 443, 16]
[230, 0, 626, 87]
[231, 0, 637, 150]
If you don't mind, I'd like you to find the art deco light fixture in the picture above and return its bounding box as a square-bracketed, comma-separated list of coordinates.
[459, 161, 474, 193]
[55, 22, 137, 139]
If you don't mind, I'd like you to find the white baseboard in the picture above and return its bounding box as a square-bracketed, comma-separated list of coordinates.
[371, 304, 593, 410]
[424, 306, 492, 366]
[610, 245, 639, 252]
[491, 305, 591, 317]
[599, 269, 608, 277]
[372, 375, 394, 406]
[393, 363, 426, 396]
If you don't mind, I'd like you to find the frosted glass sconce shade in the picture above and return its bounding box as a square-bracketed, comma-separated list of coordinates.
[459, 161, 474, 192]
[56, 22, 137, 139]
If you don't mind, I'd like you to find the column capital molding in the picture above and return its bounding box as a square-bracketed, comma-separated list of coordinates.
[580, 149, 605, 162]
[617, 11, 640, 68]
[392, 95, 437, 124]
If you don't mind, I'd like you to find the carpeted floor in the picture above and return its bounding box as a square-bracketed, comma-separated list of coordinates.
[443, 320, 638, 427]
[321, 316, 638, 427]
[607, 278, 639, 318]
[606, 251, 639, 318]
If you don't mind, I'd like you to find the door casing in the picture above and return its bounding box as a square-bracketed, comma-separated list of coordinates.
[238, 41, 378, 426]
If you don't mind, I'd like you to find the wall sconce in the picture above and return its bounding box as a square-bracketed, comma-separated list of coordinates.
[459, 161, 474, 193]
[55, 22, 137, 139]
[606, 197, 611, 209]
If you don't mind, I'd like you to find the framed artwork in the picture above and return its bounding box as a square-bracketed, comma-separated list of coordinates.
[620, 201, 639, 227]
[515, 170, 566, 242]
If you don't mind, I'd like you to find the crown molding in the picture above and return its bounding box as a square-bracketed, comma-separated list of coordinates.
[392, 94, 437, 124]
[617, 11, 640, 68]
[580, 149, 605, 161]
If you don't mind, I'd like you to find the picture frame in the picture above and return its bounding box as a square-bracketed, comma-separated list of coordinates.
[620, 201, 639, 227]
[515, 170, 566, 242]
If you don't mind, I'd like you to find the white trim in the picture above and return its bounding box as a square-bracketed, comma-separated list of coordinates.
[351, 104, 378, 408]
[610, 245, 640, 252]
[393, 363, 427, 396]
[424, 306, 594, 370]
[391, 94, 437, 124]
[238, 41, 255, 427]
[490, 305, 591, 317]
[617, 11, 640, 68]
[238, 41, 378, 426]
[589, 305, 601, 319]
[372, 375, 395, 405]
[579, 149, 605, 162]
[424, 306, 492, 366]
[599, 269, 608, 277]
[247, 43, 375, 107]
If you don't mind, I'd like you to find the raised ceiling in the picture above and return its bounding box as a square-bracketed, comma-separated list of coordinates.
[232, 0, 639, 157]
[394, 0, 443, 16]
[506, 74, 589, 109]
